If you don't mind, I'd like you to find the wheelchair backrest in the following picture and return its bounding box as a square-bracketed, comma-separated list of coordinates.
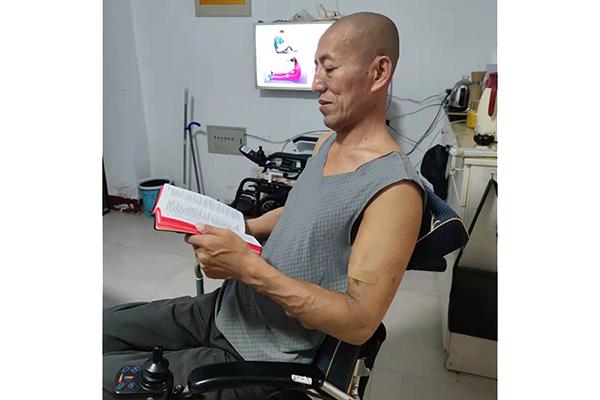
[407, 185, 469, 272]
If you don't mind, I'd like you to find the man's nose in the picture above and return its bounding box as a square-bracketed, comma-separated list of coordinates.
[312, 74, 326, 94]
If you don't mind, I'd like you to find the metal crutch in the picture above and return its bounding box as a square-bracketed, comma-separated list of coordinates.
[191, 127, 205, 194]
[186, 121, 202, 193]
[183, 88, 189, 188]
[195, 264, 204, 295]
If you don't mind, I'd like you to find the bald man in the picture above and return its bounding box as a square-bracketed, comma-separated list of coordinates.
[103, 12, 423, 400]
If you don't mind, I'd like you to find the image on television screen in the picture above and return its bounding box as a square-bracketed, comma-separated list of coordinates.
[254, 22, 333, 91]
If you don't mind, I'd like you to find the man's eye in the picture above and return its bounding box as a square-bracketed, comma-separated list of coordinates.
[325, 67, 335, 73]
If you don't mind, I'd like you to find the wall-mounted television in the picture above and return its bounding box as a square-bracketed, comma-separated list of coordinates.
[254, 21, 334, 91]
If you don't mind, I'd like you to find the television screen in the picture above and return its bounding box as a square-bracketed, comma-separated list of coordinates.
[254, 21, 333, 91]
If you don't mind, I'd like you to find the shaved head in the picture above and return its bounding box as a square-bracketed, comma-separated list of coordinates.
[313, 12, 400, 132]
[324, 12, 400, 75]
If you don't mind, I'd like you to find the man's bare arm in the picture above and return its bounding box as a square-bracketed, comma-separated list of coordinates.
[243, 181, 423, 344]
[245, 207, 284, 241]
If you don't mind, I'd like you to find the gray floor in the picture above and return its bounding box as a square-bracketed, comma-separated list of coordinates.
[103, 211, 497, 400]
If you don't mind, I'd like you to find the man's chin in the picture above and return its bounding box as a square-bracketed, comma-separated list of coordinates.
[322, 116, 337, 130]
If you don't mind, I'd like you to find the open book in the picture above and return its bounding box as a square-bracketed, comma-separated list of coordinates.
[152, 184, 262, 255]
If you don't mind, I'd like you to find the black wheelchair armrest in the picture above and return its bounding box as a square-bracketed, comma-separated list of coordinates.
[188, 361, 325, 394]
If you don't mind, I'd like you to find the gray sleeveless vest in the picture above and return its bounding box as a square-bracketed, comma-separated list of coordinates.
[215, 133, 423, 363]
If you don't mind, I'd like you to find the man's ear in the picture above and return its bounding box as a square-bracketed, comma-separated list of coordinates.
[370, 56, 393, 93]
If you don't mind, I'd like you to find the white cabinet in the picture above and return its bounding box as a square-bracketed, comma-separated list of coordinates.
[437, 123, 497, 379]
[449, 157, 497, 273]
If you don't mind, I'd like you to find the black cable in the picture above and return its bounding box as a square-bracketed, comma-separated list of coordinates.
[386, 79, 393, 111]
[405, 92, 450, 156]
[387, 123, 417, 145]
[414, 128, 443, 169]
[388, 103, 442, 120]
[406, 108, 442, 156]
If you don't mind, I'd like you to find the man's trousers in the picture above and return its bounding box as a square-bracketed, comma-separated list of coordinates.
[103, 289, 270, 400]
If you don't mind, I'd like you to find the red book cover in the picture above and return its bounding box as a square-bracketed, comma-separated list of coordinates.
[152, 185, 262, 255]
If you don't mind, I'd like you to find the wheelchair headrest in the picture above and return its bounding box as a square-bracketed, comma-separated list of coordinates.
[407, 186, 469, 272]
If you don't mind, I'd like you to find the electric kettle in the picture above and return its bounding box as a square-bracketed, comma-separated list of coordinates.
[474, 72, 497, 145]
[447, 77, 470, 112]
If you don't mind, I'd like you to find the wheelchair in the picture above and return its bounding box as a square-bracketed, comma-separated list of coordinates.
[113, 185, 468, 400]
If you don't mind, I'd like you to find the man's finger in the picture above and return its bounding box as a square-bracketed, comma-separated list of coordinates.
[185, 233, 206, 247]
[196, 253, 207, 267]
[196, 224, 227, 236]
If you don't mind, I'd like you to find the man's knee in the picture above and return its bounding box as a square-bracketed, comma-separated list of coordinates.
[103, 302, 147, 353]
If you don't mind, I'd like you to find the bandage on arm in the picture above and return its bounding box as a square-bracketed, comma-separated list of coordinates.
[348, 263, 377, 285]
[344, 180, 423, 323]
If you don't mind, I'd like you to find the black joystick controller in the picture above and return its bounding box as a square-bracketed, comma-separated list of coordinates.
[114, 347, 174, 399]
[239, 145, 267, 167]
[141, 347, 173, 392]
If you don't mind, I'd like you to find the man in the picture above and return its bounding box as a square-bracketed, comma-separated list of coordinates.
[103, 12, 423, 400]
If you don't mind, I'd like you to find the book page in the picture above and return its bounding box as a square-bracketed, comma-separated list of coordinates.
[158, 185, 245, 236]
[242, 233, 261, 247]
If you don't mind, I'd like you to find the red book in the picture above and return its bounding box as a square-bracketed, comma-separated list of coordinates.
[152, 184, 262, 255]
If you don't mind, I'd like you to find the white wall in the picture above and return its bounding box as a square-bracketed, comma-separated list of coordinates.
[103, 0, 150, 199]
[104, 0, 496, 201]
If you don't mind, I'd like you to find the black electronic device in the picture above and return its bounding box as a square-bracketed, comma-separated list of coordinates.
[239, 145, 310, 178]
[114, 347, 175, 399]
[232, 142, 312, 218]
[263, 151, 310, 175]
[239, 145, 268, 167]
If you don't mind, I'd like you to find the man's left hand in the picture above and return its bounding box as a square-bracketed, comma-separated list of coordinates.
[185, 224, 257, 280]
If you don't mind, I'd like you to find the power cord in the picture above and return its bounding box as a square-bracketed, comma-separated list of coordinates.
[280, 129, 330, 151]
[405, 91, 451, 156]
[413, 119, 465, 168]
[406, 111, 444, 156]
[389, 91, 446, 104]
[385, 89, 449, 152]
[244, 133, 289, 144]
[386, 121, 417, 145]
[386, 79, 394, 111]
[414, 127, 443, 169]
[386, 89, 446, 119]
[388, 103, 442, 121]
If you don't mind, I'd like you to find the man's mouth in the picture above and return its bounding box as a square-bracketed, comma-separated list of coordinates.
[318, 99, 332, 113]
